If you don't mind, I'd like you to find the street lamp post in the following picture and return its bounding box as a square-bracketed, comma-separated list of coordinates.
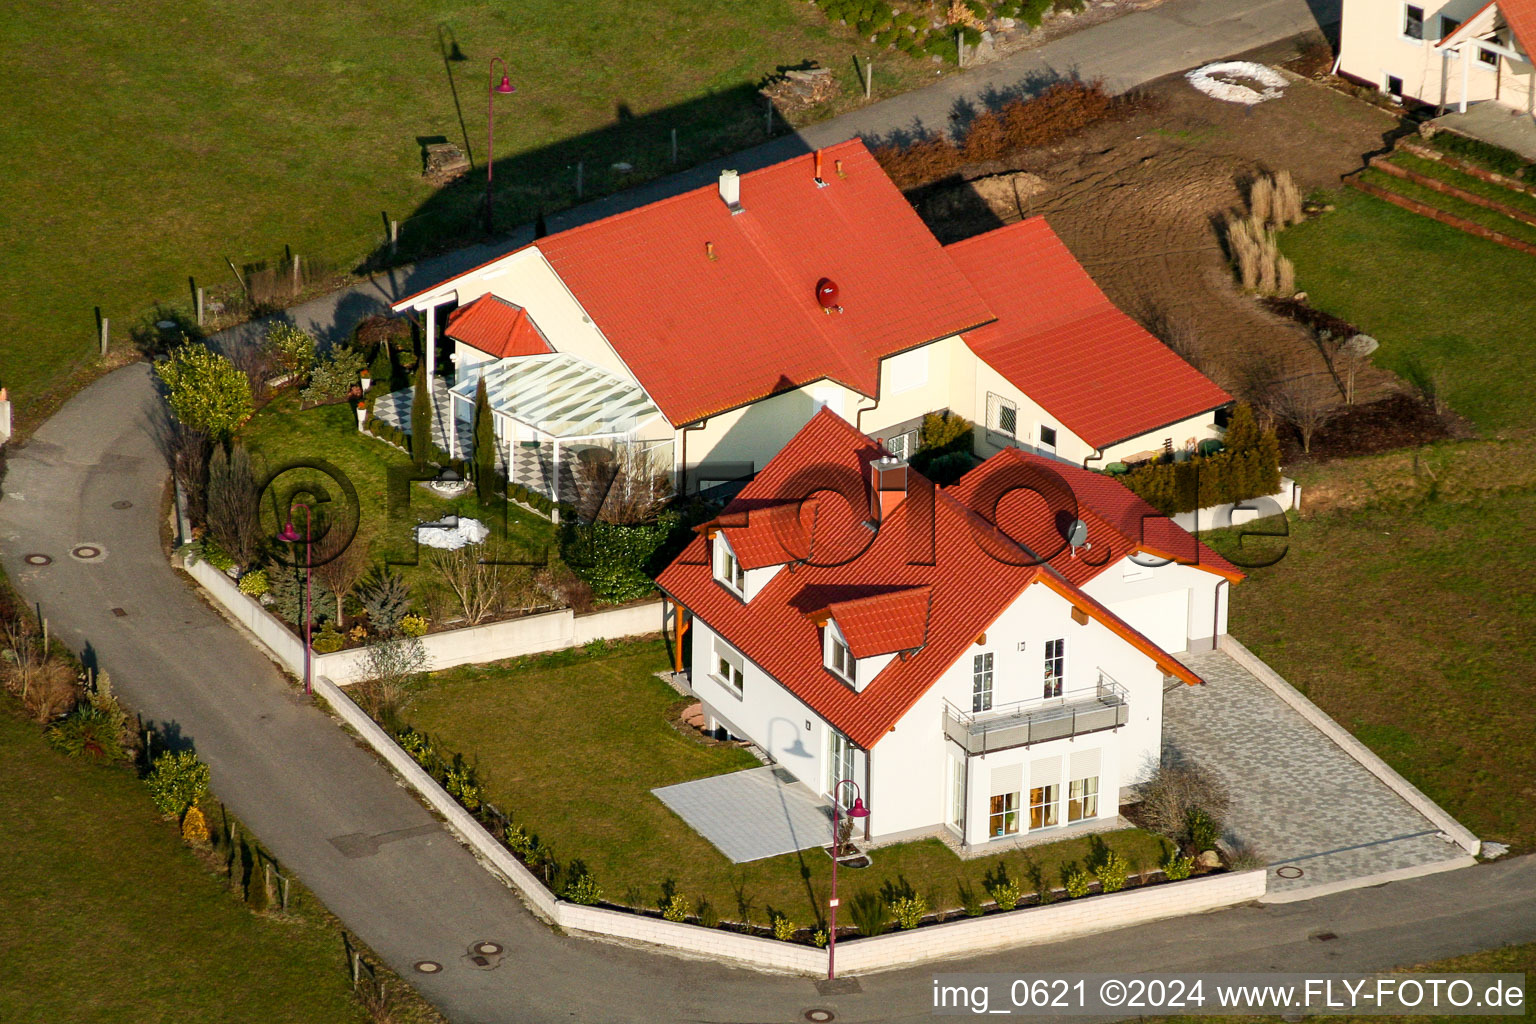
[827, 778, 868, 981]
[277, 504, 313, 696]
[485, 58, 516, 233]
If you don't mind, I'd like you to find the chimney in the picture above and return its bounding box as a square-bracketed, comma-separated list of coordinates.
[718, 169, 742, 212]
[869, 455, 908, 524]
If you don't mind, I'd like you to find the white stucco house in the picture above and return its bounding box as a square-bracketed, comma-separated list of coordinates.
[656, 410, 1243, 852]
[388, 139, 1231, 501]
[1339, 0, 1535, 114]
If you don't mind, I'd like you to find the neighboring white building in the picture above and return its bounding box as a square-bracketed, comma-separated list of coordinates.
[1339, 0, 1535, 113]
[390, 139, 1230, 500]
[657, 410, 1243, 852]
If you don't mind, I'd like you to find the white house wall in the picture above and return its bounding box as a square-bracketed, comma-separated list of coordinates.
[1083, 555, 1231, 652]
[687, 619, 859, 797]
[1340, 0, 1535, 109]
[445, 249, 637, 382]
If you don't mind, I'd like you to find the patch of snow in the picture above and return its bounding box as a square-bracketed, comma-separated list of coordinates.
[1186, 61, 1288, 105]
[415, 516, 489, 550]
[1480, 841, 1510, 859]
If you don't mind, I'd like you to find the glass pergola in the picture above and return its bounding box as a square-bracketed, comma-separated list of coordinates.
[448, 352, 663, 442]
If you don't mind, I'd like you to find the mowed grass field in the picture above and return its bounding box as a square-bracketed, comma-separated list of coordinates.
[1220, 190, 1536, 851]
[1278, 187, 1536, 436]
[0, 709, 390, 1023]
[0, 0, 933, 430]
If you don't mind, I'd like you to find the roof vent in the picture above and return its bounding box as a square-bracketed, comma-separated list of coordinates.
[816, 277, 843, 314]
[718, 169, 742, 213]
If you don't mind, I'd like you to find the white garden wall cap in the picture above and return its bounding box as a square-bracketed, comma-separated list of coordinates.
[1186, 62, 1289, 105]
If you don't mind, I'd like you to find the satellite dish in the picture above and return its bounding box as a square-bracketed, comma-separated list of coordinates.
[1066, 518, 1089, 550]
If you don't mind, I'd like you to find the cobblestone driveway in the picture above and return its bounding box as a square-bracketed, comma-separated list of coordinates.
[1166, 650, 1471, 895]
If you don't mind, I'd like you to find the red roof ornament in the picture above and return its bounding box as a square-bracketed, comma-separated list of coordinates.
[816, 277, 843, 314]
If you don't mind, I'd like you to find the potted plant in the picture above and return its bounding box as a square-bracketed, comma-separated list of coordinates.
[359, 368, 373, 393]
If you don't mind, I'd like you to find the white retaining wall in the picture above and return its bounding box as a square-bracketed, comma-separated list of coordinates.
[184, 552, 663, 683]
[1172, 477, 1300, 533]
[1219, 635, 1480, 857]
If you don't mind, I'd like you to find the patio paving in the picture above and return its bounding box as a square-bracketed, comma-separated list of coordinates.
[652, 766, 833, 864]
[1167, 649, 1472, 896]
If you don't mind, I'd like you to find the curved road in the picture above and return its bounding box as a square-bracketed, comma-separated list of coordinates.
[5, 1, 1535, 1018]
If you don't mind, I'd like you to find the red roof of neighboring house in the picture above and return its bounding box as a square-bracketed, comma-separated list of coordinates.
[946, 218, 1232, 450]
[1438, 0, 1535, 51]
[444, 295, 553, 359]
[657, 409, 1213, 749]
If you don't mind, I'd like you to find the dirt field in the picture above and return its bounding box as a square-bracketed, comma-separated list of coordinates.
[917, 47, 1421, 442]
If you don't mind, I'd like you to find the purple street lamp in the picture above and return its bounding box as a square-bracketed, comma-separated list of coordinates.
[276, 504, 313, 696]
[485, 57, 516, 233]
[827, 778, 868, 981]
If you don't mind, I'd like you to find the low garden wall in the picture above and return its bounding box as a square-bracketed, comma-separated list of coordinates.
[312, 670, 1265, 974]
[182, 554, 665, 684]
[1171, 476, 1298, 534]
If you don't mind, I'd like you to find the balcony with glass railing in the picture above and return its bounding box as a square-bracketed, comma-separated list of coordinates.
[942, 670, 1129, 755]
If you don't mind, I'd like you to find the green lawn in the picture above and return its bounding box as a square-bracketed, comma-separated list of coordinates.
[0, 709, 394, 1023]
[1389, 151, 1536, 221]
[239, 392, 557, 609]
[1208, 483, 1536, 851]
[1278, 187, 1536, 435]
[404, 640, 1169, 935]
[0, 0, 937, 433]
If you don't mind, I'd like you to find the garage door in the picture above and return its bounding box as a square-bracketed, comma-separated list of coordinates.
[1108, 590, 1188, 654]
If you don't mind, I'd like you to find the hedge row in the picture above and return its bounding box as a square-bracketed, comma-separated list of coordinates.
[1117, 404, 1281, 515]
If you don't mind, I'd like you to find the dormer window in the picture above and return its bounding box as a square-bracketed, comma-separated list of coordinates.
[826, 622, 856, 685]
[714, 535, 746, 596]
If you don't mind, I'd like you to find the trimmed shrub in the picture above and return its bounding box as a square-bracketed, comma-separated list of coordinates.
[237, 568, 270, 597]
[1062, 863, 1092, 898]
[1162, 847, 1195, 881]
[560, 515, 675, 603]
[311, 623, 345, 654]
[563, 870, 603, 905]
[1186, 806, 1222, 851]
[983, 861, 1022, 910]
[398, 613, 428, 637]
[771, 912, 796, 941]
[1094, 849, 1129, 893]
[661, 893, 691, 922]
[890, 893, 928, 929]
[145, 750, 211, 817]
[182, 805, 211, 846]
[46, 703, 126, 760]
[155, 343, 253, 441]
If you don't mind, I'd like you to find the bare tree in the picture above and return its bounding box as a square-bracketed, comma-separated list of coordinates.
[355, 633, 430, 723]
[1268, 373, 1338, 454]
[427, 546, 506, 625]
[1136, 750, 1231, 844]
[574, 442, 672, 524]
[206, 443, 261, 566]
[313, 529, 370, 627]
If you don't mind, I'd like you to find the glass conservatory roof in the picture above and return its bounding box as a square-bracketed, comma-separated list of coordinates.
[450, 352, 662, 440]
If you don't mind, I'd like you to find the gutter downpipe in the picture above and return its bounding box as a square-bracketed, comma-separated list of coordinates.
[1211, 578, 1229, 657]
[1080, 446, 1105, 471]
[678, 420, 706, 496]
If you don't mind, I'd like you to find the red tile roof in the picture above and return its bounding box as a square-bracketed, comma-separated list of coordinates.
[444, 295, 553, 359]
[946, 218, 1232, 450]
[657, 409, 1215, 749]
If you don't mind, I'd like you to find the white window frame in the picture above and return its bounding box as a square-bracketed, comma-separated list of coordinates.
[1037, 423, 1058, 453]
[1068, 776, 1100, 822]
[1478, 46, 1499, 66]
[948, 755, 965, 830]
[989, 791, 1020, 837]
[1028, 783, 1059, 831]
[972, 652, 993, 712]
[1043, 637, 1065, 698]
[711, 637, 746, 697]
[826, 729, 856, 799]
[713, 535, 746, 597]
[986, 392, 1018, 441]
[1440, 13, 1461, 42]
[1401, 2, 1425, 42]
[826, 622, 856, 685]
[884, 428, 918, 461]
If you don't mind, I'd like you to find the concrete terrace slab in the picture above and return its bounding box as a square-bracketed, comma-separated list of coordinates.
[1432, 103, 1536, 162]
[1167, 650, 1471, 896]
[653, 766, 833, 863]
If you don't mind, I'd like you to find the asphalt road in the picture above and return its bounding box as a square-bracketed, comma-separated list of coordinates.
[12, 1, 1536, 1022]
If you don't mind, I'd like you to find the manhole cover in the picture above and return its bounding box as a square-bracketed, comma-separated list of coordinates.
[413, 960, 442, 974]
[24, 554, 52, 566]
[1276, 865, 1305, 879]
[71, 545, 103, 560]
[806, 1010, 836, 1023]
[111, 500, 133, 510]
[473, 941, 502, 956]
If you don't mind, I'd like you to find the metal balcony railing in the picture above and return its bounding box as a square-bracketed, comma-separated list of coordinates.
[943, 671, 1129, 755]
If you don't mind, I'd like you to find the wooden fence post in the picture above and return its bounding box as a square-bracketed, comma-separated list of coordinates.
[865, 59, 873, 99]
[100, 317, 109, 357]
[196, 287, 205, 326]
[390, 220, 399, 258]
[957, 32, 964, 68]
[292, 254, 302, 292]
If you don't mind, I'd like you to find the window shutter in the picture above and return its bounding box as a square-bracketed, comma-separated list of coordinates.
[990, 763, 1023, 797]
[1070, 748, 1101, 781]
[1030, 756, 1061, 791]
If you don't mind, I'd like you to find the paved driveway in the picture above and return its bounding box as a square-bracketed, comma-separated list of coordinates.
[1167, 650, 1471, 896]
[654, 766, 833, 863]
